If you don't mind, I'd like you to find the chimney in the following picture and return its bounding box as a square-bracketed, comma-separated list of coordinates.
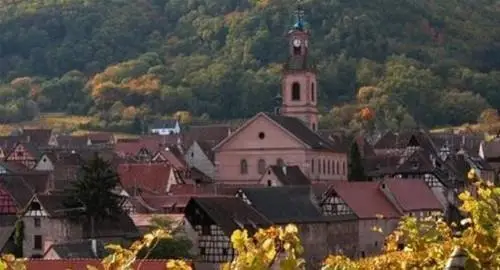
[91, 239, 97, 257]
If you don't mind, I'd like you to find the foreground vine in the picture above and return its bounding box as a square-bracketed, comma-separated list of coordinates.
[0, 169, 498, 270]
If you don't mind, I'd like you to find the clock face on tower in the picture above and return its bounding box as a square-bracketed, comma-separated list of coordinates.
[293, 39, 301, 47]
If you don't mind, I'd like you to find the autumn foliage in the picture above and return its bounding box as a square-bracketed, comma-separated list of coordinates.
[1, 170, 499, 270]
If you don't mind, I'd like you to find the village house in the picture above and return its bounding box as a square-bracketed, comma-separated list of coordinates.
[183, 196, 272, 269]
[320, 179, 443, 258]
[22, 194, 139, 258]
[236, 186, 358, 267]
[5, 142, 42, 168]
[149, 119, 181, 135]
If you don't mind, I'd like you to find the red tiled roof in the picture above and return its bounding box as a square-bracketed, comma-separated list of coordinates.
[383, 178, 443, 212]
[0, 185, 17, 214]
[154, 148, 187, 169]
[329, 181, 401, 219]
[114, 139, 162, 156]
[117, 163, 171, 193]
[26, 259, 174, 270]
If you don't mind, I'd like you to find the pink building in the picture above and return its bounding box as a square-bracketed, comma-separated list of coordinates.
[213, 15, 347, 184]
[213, 112, 347, 184]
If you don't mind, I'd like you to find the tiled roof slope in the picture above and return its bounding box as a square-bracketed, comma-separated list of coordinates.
[185, 196, 272, 235]
[269, 165, 310, 185]
[239, 186, 326, 223]
[265, 113, 337, 151]
[328, 181, 401, 219]
[383, 179, 443, 212]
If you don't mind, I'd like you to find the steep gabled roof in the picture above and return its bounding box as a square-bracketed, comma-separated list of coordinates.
[0, 176, 35, 210]
[267, 165, 310, 186]
[382, 179, 443, 212]
[213, 112, 337, 151]
[395, 148, 435, 173]
[117, 163, 172, 192]
[265, 113, 337, 150]
[185, 196, 272, 235]
[238, 186, 326, 223]
[326, 181, 401, 219]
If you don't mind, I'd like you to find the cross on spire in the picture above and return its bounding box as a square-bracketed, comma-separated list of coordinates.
[293, 1, 305, 30]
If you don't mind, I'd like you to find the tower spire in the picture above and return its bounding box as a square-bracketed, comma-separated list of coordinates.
[293, 1, 305, 31]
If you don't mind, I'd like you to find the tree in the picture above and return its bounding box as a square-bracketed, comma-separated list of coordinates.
[348, 141, 367, 181]
[138, 216, 193, 260]
[64, 152, 123, 238]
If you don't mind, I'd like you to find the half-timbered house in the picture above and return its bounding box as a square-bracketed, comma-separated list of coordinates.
[184, 196, 271, 267]
[320, 179, 443, 258]
[236, 186, 358, 267]
[6, 142, 42, 168]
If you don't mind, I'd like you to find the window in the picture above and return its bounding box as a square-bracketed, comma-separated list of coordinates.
[312, 123, 316, 131]
[332, 161, 336, 174]
[267, 180, 272, 187]
[322, 160, 326, 174]
[336, 162, 340, 175]
[240, 159, 248, 175]
[222, 248, 228, 256]
[34, 235, 42, 250]
[311, 159, 315, 173]
[202, 226, 210, 235]
[258, 159, 266, 174]
[200, 247, 206, 255]
[31, 202, 41, 211]
[311, 82, 315, 102]
[343, 161, 346, 175]
[258, 132, 265, 139]
[327, 160, 331, 175]
[34, 217, 41, 228]
[16, 151, 23, 157]
[291, 82, 301, 101]
[276, 158, 284, 167]
[318, 159, 322, 174]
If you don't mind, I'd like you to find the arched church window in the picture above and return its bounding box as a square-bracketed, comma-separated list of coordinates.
[258, 159, 267, 175]
[311, 82, 315, 102]
[291, 82, 301, 101]
[240, 159, 248, 175]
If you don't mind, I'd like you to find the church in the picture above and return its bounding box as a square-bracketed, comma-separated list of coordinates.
[213, 7, 347, 184]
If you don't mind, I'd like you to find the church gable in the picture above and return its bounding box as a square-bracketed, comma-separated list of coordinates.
[214, 113, 307, 151]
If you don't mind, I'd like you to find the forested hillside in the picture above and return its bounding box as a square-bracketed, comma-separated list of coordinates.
[0, 0, 499, 133]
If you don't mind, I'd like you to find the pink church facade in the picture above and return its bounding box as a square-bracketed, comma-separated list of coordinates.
[213, 113, 347, 184]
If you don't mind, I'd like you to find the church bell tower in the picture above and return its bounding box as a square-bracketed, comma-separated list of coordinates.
[280, 5, 319, 131]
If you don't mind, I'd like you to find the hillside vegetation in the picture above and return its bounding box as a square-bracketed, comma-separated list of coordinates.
[0, 0, 499, 133]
